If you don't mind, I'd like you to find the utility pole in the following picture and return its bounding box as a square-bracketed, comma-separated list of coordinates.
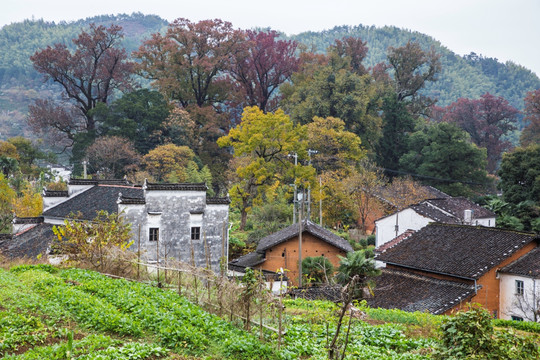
[319, 176, 323, 226]
[289, 153, 298, 223]
[307, 149, 318, 220]
[298, 188, 304, 287]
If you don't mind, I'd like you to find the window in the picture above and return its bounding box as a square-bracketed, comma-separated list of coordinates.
[191, 226, 201, 240]
[511, 316, 524, 321]
[149, 228, 159, 242]
[516, 280, 524, 295]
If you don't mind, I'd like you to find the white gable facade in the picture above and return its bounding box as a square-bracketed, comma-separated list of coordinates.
[375, 208, 432, 249]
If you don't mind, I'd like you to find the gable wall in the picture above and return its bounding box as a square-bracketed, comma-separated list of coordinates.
[442, 242, 537, 317]
[121, 190, 228, 272]
[256, 232, 348, 286]
[375, 208, 431, 248]
[499, 273, 540, 321]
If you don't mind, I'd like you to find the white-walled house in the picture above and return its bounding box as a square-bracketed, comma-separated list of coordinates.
[375, 197, 496, 249]
[498, 247, 540, 321]
[2, 178, 230, 273]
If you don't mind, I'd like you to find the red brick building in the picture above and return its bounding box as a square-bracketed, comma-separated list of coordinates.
[229, 221, 353, 286]
[370, 223, 539, 316]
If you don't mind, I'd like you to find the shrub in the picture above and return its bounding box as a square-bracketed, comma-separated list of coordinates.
[434, 305, 540, 360]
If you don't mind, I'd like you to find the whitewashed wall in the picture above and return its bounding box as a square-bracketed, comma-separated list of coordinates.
[499, 273, 540, 321]
[375, 208, 432, 248]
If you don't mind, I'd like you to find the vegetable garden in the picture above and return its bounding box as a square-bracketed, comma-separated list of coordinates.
[1, 264, 538, 359]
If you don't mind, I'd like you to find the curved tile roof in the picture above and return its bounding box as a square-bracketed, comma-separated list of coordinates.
[257, 221, 353, 253]
[367, 268, 477, 315]
[499, 247, 540, 278]
[376, 223, 537, 280]
[43, 185, 143, 220]
[144, 182, 207, 191]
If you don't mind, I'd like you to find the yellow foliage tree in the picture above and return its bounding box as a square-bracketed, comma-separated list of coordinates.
[142, 143, 198, 182]
[218, 106, 314, 229]
[0, 174, 15, 232]
[12, 184, 43, 217]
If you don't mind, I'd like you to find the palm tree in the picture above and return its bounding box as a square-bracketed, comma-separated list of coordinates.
[335, 250, 380, 294]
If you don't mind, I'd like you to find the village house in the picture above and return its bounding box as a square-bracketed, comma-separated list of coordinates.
[229, 220, 353, 286]
[369, 223, 539, 317]
[374, 197, 496, 249]
[1, 178, 230, 272]
[498, 247, 540, 321]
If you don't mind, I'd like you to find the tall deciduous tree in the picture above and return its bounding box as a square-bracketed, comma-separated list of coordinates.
[0, 174, 15, 233]
[306, 116, 365, 172]
[142, 143, 200, 183]
[85, 136, 140, 179]
[230, 30, 299, 112]
[521, 89, 540, 147]
[376, 41, 441, 172]
[218, 106, 313, 229]
[29, 24, 134, 148]
[387, 40, 441, 113]
[434, 93, 519, 173]
[399, 122, 490, 197]
[282, 40, 382, 150]
[135, 18, 244, 107]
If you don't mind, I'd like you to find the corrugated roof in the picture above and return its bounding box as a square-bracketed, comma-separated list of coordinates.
[257, 221, 353, 253]
[376, 223, 537, 280]
[367, 268, 477, 315]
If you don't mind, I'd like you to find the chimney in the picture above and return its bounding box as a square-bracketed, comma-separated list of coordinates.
[464, 209, 473, 225]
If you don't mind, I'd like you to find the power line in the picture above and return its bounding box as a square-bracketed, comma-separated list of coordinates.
[381, 167, 491, 186]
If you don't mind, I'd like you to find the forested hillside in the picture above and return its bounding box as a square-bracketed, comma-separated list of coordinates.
[0, 14, 539, 140]
[292, 25, 540, 119]
[0, 13, 167, 139]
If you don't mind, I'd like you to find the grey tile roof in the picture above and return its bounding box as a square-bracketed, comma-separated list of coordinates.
[43, 185, 143, 220]
[118, 194, 146, 205]
[0, 224, 55, 259]
[206, 197, 231, 205]
[409, 203, 460, 223]
[43, 190, 68, 197]
[69, 178, 133, 186]
[425, 197, 495, 220]
[376, 223, 538, 280]
[13, 217, 44, 224]
[499, 247, 540, 278]
[144, 182, 207, 191]
[366, 268, 477, 315]
[376, 229, 416, 253]
[229, 251, 265, 268]
[257, 221, 353, 253]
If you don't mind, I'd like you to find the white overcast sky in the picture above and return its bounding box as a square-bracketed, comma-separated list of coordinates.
[2, 0, 539, 76]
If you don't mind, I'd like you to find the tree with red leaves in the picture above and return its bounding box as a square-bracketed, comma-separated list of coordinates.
[433, 93, 519, 173]
[521, 89, 540, 147]
[29, 24, 134, 147]
[135, 18, 244, 108]
[230, 30, 299, 112]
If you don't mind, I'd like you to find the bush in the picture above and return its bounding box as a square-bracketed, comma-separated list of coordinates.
[434, 305, 540, 360]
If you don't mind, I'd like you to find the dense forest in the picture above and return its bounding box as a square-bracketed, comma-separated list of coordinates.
[1, 13, 539, 240]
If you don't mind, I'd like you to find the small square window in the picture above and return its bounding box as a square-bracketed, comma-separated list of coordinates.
[516, 280, 524, 295]
[149, 228, 159, 242]
[191, 226, 201, 240]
